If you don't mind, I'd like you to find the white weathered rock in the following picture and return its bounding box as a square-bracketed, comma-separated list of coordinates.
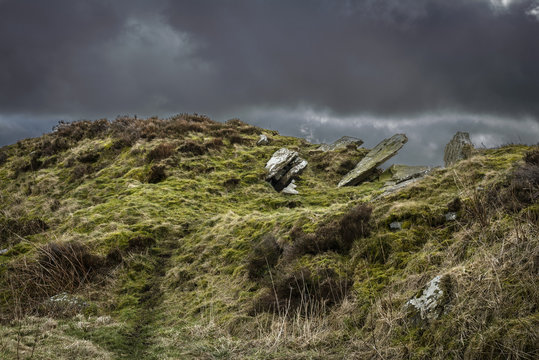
[338, 134, 408, 187]
[318, 136, 364, 152]
[282, 180, 299, 195]
[265, 148, 308, 191]
[444, 132, 473, 167]
[406, 275, 446, 321]
[445, 212, 457, 221]
[257, 134, 269, 145]
[0, 248, 8, 255]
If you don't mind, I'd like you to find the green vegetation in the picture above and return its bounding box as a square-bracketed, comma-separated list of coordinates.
[0, 114, 537, 359]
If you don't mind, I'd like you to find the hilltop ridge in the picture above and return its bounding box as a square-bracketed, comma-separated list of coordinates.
[0, 114, 537, 359]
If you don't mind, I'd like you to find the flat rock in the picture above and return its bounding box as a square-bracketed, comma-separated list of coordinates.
[385, 164, 432, 184]
[265, 148, 308, 191]
[318, 136, 364, 152]
[444, 132, 473, 167]
[338, 134, 408, 187]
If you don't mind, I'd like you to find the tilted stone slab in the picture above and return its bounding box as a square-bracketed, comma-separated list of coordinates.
[338, 134, 408, 187]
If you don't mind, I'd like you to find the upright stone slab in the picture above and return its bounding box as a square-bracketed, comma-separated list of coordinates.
[337, 134, 408, 187]
[444, 132, 473, 167]
[318, 136, 364, 152]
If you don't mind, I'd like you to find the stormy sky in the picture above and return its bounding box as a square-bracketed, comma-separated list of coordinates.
[1, 0, 538, 165]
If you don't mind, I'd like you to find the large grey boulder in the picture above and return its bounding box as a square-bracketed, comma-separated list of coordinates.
[338, 134, 408, 187]
[444, 132, 473, 167]
[265, 148, 308, 191]
[318, 136, 364, 152]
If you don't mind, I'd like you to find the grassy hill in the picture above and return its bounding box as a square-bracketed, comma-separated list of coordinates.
[0, 114, 537, 359]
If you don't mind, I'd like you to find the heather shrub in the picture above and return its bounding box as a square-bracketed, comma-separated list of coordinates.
[246, 234, 281, 280]
[146, 143, 175, 163]
[148, 164, 167, 183]
[178, 140, 207, 156]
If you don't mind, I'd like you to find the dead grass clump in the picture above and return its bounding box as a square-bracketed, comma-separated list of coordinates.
[178, 140, 207, 156]
[254, 266, 350, 314]
[3, 241, 105, 318]
[148, 165, 167, 183]
[246, 234, 282, 280]
[0, 217, 48, 244]
[146, 143, 175, 163]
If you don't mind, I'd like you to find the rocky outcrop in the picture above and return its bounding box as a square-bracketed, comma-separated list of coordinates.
[338, 134, 408, 187]
[265, 148, 308, 191]
[318, 136, 364, 152]
[257, 134, 269, 146]
[444, 132, 473, 167]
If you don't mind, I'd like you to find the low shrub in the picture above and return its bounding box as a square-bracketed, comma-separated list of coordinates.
[77, 151, 100, 164]
[178, 140, 207, 156]
[146, 143, 175, 162]
[148, 165, 167, 183]
[0, 151, 7, 166]
[205, 138, 224, 150]
[285, 204, 372, 260]
[246, 234, 281, 280]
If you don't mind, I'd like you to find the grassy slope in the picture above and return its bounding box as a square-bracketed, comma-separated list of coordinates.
[0, 116, 537, 359]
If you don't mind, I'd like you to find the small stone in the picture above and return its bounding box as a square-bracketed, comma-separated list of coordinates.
[445, 212, 457, 221]
[282, 180, 299, 195]
[0, 248, 8, 255]
[257, 134, 269, 145]
[389, 221, 402, 230]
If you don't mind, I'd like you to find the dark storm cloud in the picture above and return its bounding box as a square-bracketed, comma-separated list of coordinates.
[163, 0, 539, 118]
[0, 0, 538, 164]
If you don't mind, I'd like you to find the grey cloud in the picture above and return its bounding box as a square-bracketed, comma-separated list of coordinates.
[0, 0, 538, 165]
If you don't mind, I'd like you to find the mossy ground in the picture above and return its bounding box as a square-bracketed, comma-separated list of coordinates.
[0, 116, 537, 359]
